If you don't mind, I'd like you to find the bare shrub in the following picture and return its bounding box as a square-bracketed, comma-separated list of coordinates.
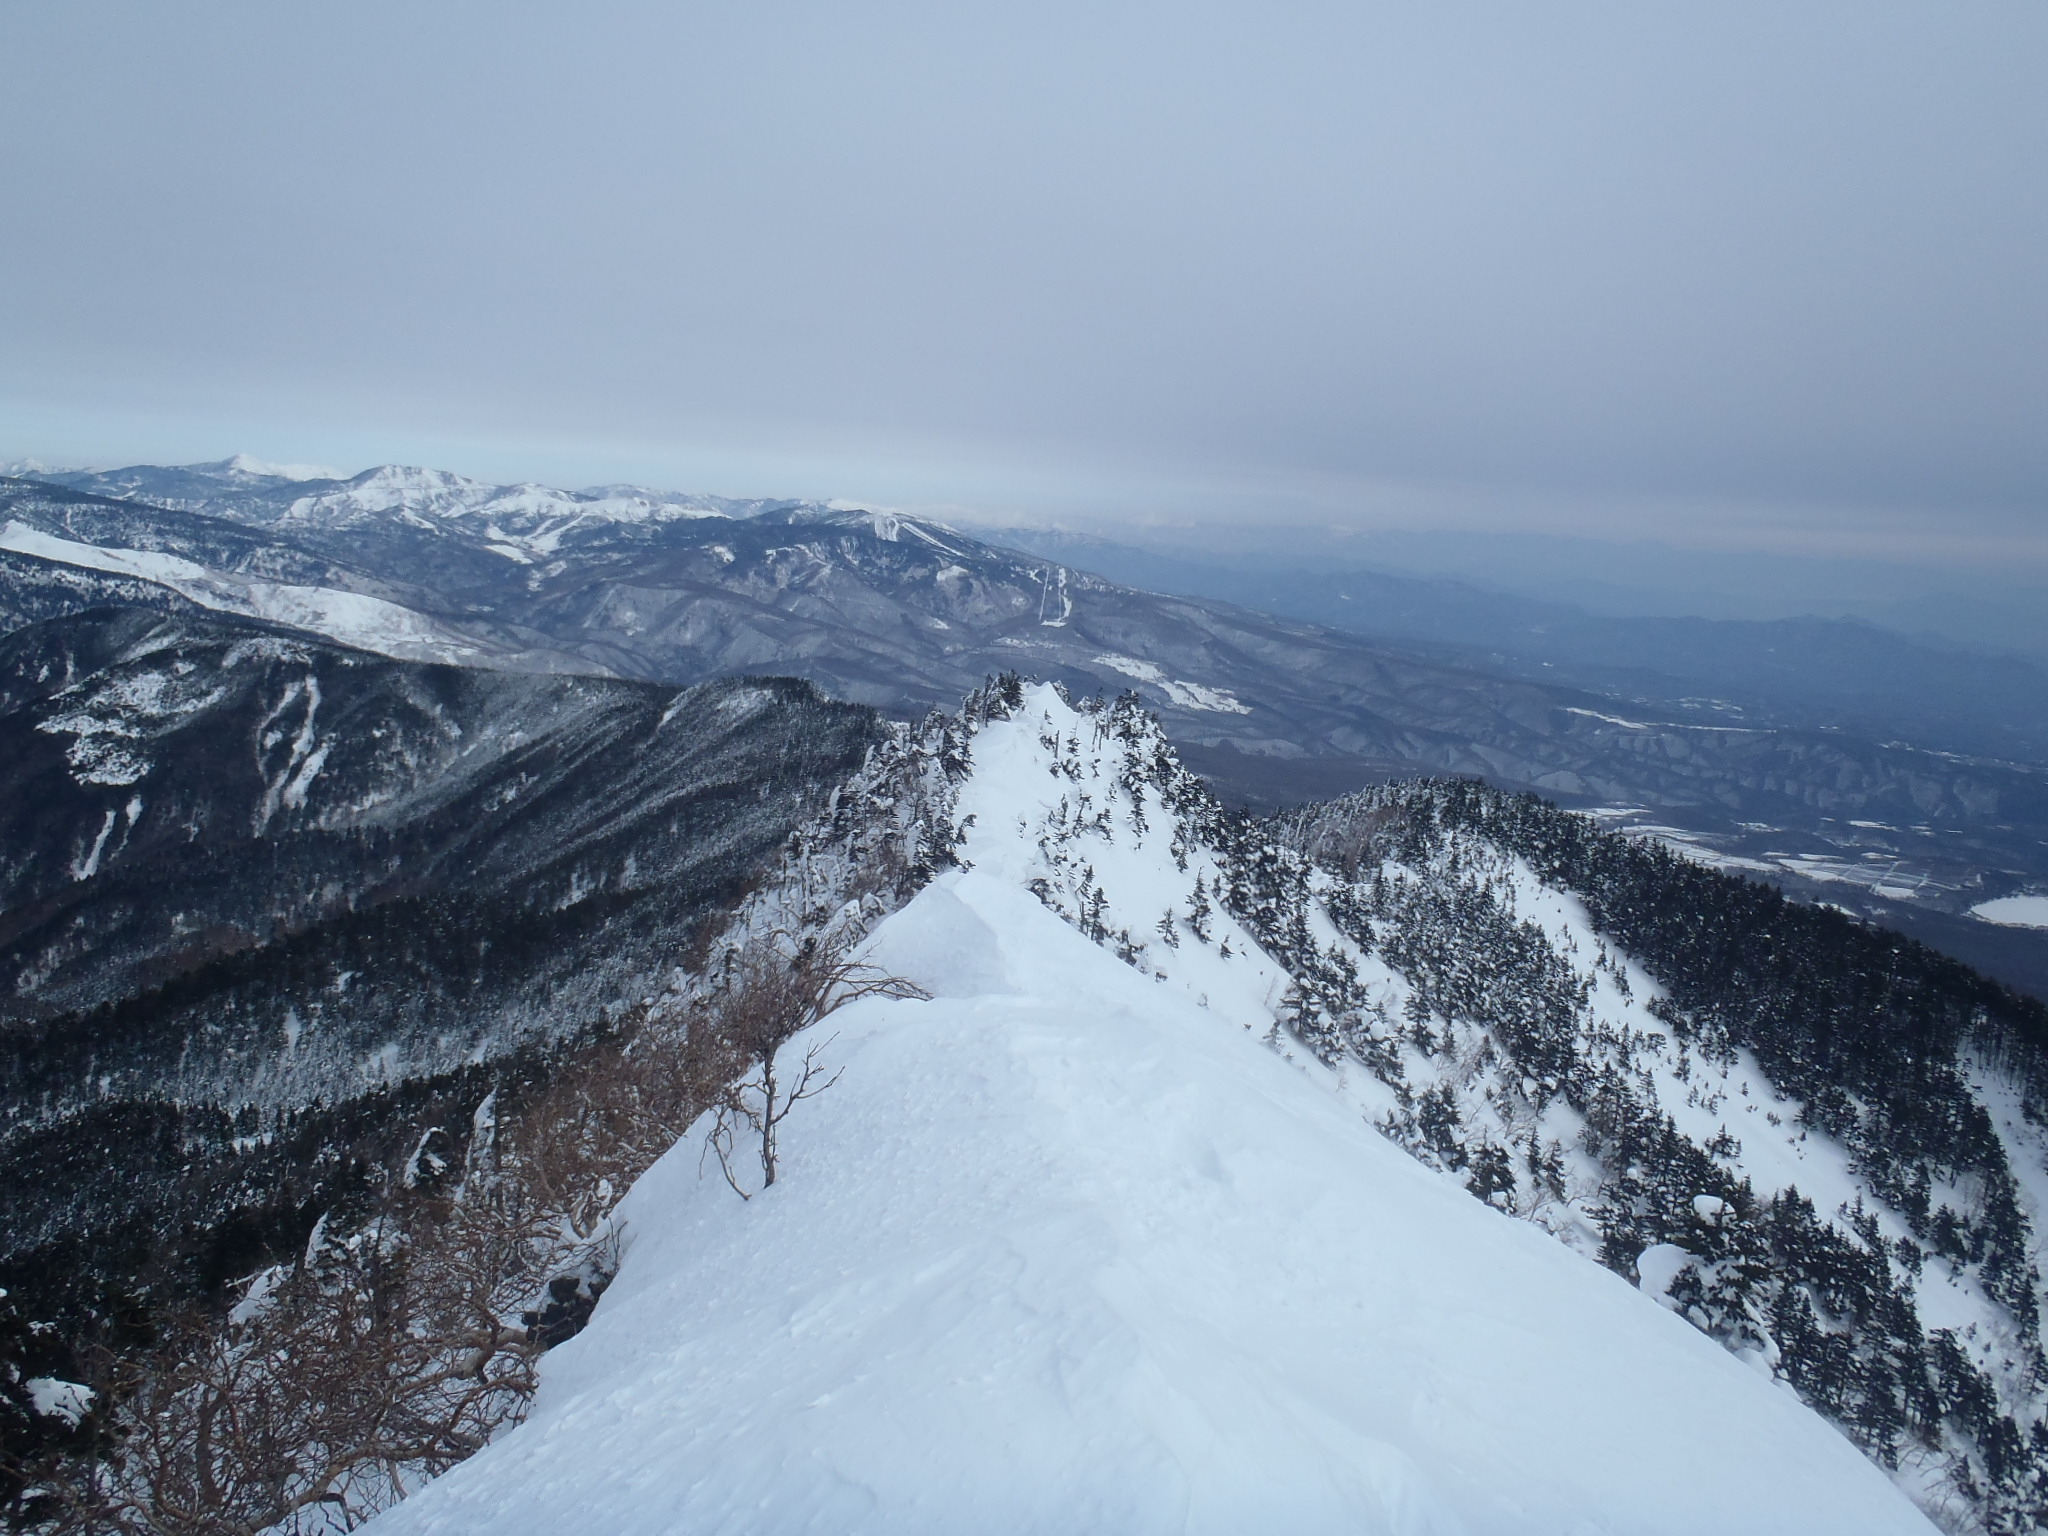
[13, 930, 924, 1533]
[44, 1214, 541, 1535]
[692, 926, 928, 1198]
[18, 1036, 679, 1531]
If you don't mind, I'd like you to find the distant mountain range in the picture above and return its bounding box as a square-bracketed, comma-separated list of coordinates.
[987, 525, 2048, 767]
[4, 459, 2045, 1000]
[978, 519, 2048, 664]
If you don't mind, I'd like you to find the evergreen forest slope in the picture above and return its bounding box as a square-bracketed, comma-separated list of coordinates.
[0, 606, 879, 1380]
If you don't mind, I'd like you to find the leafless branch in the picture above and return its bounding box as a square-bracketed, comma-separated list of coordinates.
[12, 927, 924, 1533]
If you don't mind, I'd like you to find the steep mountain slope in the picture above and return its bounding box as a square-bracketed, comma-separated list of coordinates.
[995, 685, 2048, 1529]
[709, 681, 2048, 1528]
[368, 683, 1947, 1536]
[9, 667, 2046, 1529]
[381, 891, 1927, 1536]
[0, 606, 880, 1313]
[10, 464, 2047, 1002]
[0, 478, 602, 673]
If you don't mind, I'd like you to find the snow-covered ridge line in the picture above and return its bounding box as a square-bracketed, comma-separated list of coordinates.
[14, 457, 978, 568]
[0, 518, 500, 667]
[370, 677, 1935, 1535]
[17, 456, 818, 542]
[708, 677, 2047, 1531]
[1183, 748, 2045, 1530]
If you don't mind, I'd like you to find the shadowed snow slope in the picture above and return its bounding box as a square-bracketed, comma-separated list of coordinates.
[372, 772, 1932, 1530]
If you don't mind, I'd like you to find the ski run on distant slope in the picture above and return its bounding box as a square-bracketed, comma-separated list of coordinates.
[372, 680, 2048, 1535]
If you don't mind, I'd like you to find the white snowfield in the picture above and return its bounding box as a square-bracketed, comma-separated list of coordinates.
[1971, 894, 2048, 930]
[371, 688, 1934, 1536]
[1093, 652, 1253, 714]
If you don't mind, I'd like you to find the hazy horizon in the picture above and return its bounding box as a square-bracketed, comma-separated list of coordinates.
[6, 2, 2044, 581]
[14, 450, 2048, 660]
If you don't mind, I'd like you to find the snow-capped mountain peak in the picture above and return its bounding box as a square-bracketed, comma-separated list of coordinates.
[216, 453, 346, 482]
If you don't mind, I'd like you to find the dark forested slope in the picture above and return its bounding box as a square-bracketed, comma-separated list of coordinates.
[0, 606, 880, 1339]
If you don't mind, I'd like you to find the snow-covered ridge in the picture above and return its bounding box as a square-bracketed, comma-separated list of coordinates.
[33, 457, 796, 547]
[370, 682, 1939, 1535]
[464, 681, 2048, 1529]
[18, 455, 987, 565]
[22, 456, 2045, 948]
[0, 519, 499, 667]
[271, 466, 745, 556]
[950, 685, 2044, 1530]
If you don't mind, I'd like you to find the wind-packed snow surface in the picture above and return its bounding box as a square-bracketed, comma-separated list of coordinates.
[373, 685, 1932, 1536]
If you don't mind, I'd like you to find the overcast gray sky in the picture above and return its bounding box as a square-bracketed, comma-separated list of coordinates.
[4, 1, 2044, 574]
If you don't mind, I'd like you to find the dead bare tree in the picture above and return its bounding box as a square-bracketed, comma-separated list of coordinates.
[22, 1034, 682, 1535]
[35, 1205, 546, 1536]
[694, 927, 927, 1198]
